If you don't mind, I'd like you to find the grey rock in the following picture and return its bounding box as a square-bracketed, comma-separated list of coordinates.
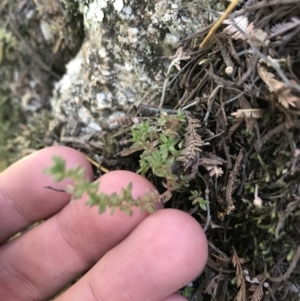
[51, 0, 224, 135]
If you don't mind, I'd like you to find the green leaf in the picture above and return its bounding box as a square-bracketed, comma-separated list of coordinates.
[44, 156, 66, 181]
[137, 158, 150, 174]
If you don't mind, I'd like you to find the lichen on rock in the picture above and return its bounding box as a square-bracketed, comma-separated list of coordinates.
[51, 0, 224, 135]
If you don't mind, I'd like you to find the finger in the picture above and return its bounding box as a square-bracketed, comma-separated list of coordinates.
[0, 171, 161, 301]
[55, 209, 208, 301]
[161, 293, 188, 301]
[0, 146, 93, 243]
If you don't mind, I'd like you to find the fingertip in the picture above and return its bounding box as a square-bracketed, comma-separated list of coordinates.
[149, 208, 208, 276]
[161, 293, 188, 301]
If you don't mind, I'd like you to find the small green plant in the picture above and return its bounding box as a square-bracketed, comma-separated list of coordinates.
[124, 110, 190, 201]
[0, 27, 17, 62]
[45, 110, 205, 215]
[189, 190, 209, 211]
[45, 156, 159, 216]
[180, 284, 194, 298]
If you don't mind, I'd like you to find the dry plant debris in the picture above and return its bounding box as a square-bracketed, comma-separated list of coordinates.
[118, 0, 300, 300]
[3, 0, 300, 300]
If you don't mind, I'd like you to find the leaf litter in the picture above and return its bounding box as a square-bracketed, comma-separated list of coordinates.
[118, 0, 300, 300]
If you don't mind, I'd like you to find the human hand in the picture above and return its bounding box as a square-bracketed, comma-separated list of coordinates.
[0, 146, 208, 301]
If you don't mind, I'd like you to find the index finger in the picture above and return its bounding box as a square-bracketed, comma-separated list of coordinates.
[0, 146, 93, 244]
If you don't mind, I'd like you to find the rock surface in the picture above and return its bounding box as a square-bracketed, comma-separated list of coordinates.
[51, 0, 224, 135]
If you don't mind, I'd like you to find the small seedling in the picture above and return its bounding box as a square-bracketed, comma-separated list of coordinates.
[189, 190, 209, 211]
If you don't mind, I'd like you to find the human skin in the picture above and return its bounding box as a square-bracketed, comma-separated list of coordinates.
[0, 146, 208, 301]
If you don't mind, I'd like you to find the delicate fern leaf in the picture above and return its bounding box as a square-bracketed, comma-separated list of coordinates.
[232, 249, 247, 301]
[223, 16, 269, 45]
[206, 165, 224, 177]
[249, 28, 269, 46]
[198, 157, 225, 166]
[217, 38, 235, 71]
[178, 115, 204, 166]
[250, 286, 264, 301]
[257, 63, 300, 109]
[223, 16, 251, 40]
[249, 283, 265, 301]
[278, 92, 300, 109]
[225, 149, 243, 212]
[270, 18, 300, 38]
[231, 109, 264, 119]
